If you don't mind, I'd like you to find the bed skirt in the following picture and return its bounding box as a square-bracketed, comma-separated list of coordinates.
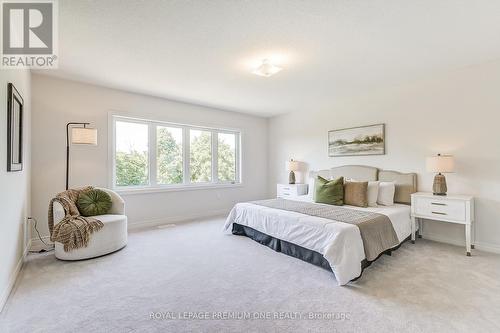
[232, 223, 411, 283]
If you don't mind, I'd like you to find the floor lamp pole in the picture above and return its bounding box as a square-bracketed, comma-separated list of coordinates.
[66, 122, 89, 190]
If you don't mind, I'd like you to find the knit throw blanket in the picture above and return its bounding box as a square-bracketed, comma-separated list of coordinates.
[48, 186, 104, 252]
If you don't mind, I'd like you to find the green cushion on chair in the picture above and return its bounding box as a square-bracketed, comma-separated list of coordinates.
[77, 189, 112, 217]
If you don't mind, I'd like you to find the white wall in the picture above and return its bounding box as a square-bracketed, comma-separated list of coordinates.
[269, 60, 500, 253]
[0, 69, 31, 311]
[31, 74, 268, 237]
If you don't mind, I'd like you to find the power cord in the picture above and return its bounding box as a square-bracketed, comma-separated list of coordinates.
[27, 217, 55, 253]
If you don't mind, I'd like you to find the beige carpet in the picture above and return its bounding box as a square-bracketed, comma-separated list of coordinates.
[1, 216, 500, 333]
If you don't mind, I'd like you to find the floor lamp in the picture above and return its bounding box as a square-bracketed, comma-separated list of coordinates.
[66, 122, 98, 190]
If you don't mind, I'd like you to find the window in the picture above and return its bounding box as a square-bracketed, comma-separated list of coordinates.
[190, 130, 212, 183]
[111, 116, 241, 190]
[157, 126, 183, 185]
[218, 132, 237, 182]
[115, 120, 149, 187]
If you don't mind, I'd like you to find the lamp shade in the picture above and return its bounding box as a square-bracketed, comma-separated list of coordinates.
[286, 160, 300, 171]
[426, 154, 454, 173]
[71, 127, 97, 145]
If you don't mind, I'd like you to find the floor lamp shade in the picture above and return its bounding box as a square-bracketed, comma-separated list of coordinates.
[72, 127, 98, 145]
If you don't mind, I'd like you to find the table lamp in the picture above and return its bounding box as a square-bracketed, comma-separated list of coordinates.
[426, 154, 454, 195]
[286, 159, 299, 184]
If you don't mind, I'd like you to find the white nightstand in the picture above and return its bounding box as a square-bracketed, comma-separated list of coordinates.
[277, 183, 308, 199]
[411, 192, 475, 256]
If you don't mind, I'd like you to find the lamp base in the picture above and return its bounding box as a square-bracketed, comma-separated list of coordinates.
[432, 173, 447, 196]
[289, 171, 296, 185]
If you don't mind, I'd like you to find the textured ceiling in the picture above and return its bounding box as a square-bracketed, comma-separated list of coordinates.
[37, 0, 500, 116]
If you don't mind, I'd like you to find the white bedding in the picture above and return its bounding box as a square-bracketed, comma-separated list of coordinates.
[223, 196, 412, 285]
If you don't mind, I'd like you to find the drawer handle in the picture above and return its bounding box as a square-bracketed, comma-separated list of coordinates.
[431, 211, 447, 215]
[283, 187, 290, 190]
[283, 193, 290, 196]
[431, 202, 447, 206]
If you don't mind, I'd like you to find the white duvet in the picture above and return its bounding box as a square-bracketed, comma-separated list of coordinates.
[223, 196, 412, 285]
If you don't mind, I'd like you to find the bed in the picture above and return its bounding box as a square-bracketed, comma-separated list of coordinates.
[223, 165, 417, 285]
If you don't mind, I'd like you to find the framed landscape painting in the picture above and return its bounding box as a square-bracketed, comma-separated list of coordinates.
[328, 124, 385, 157]
[7, 83, 24, 171]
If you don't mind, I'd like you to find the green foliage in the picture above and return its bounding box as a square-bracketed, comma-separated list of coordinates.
[157, 127, 183, 184]
[218, 137, 236, 182]
[332, 134, 383, 146]
[190, 132, 212, 182]
[116, 129, 236, 186]
[115, 150, 148, 186]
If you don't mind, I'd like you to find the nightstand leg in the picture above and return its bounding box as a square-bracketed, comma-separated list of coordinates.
[411, 216, 416, 244]
[418, 218, 423, 238]
[465, 223, 472, 256]
[471, 221, 475, 249]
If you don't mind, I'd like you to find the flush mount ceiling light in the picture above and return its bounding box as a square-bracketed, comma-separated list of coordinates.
[252, 59, 283, 77]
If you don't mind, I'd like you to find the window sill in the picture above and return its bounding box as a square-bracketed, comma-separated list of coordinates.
[114, 183, 244, 195]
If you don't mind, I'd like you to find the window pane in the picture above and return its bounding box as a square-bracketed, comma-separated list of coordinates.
[218, 132, 236, 182]
[115, 121, 149, 186]
[157, 126, 183, 184]
[190, 130, 212, 183]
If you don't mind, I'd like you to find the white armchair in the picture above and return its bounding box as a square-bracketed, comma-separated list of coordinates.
[52, 187, 128, 260]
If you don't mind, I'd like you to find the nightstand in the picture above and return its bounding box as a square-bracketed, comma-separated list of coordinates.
[277, 183, 308, 199]
[411, 192, 475, 256]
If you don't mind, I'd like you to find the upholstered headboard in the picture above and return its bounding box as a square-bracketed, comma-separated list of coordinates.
[311, 165, 417, 205]
[378, 170, 417, 204]
[330, 165, 378, 182]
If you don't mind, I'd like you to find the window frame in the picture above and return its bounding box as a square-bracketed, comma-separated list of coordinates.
[110, 114, 242, 193]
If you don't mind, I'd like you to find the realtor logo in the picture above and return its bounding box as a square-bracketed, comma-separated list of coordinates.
[1, 0, 58, 68]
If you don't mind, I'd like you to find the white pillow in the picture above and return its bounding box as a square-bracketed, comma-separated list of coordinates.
[346, 178, 379, 207]
[367, 181, 380, 207]
[307, 176, 316, 197]
[377, 182, 396, 206]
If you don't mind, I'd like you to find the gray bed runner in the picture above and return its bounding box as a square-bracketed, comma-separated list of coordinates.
[251, 198, 399, 261]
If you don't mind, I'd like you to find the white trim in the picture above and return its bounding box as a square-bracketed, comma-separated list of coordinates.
[421, 233, 465, 248]
[127, 208, 231, 231]
[116, 183, 243, 195]
[421, 233, 500, 254]
[30, 236, 54, 252]
[0, 239, 31, 313]
[474, 241, 500, 254]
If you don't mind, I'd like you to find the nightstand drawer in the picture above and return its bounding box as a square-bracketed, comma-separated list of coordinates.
[276, 184, 308, 198]
[414, 197, 466, 222]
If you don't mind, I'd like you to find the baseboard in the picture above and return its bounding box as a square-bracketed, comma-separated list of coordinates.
[421, 233, 500, 254]
[0, 239, 31, 313]
[128, 208, 231, 231]
[421, 233, 465, 248]
[29, 209, 232, 244]
[474, 241, 500, 254]
[30, 236, 53, 252]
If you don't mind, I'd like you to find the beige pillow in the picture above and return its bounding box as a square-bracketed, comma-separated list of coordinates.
[344, 181, 368, 208]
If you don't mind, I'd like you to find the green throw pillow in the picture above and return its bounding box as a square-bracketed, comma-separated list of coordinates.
[77, 189, 112, 217]
[314, 176, 344, 205]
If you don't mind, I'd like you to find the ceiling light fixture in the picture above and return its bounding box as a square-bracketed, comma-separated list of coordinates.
[252, 59, 283, 77]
